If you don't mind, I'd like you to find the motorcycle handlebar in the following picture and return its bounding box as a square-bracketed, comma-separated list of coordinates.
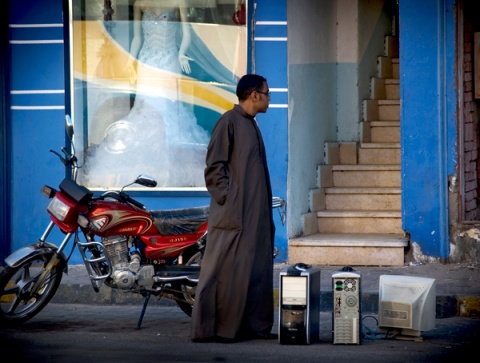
[99, 191, 146, 210]
[123, 194, 146, 209]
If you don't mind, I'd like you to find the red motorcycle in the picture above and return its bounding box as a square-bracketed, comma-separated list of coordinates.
[0, 116, 285, 329]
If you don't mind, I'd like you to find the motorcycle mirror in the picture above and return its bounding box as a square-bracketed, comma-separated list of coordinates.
[65, 115, 74, 140]
[135, 174, 158, 188]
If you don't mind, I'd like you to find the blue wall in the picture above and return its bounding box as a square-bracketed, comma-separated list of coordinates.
[0, 0, 9, 261]
[5, 0, 289, 263]
[400, 0, 456, 258]
[8, 0, 69, 256]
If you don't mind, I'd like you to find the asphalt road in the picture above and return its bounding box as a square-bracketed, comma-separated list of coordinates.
[0, 303, 478, 362]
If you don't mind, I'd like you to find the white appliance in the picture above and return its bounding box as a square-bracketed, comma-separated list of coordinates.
[378, 275, 436, 339]
[332, 267, 361, 344]
[279, 264, 321, 344]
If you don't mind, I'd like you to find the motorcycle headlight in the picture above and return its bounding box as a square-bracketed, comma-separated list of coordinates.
[47, 197, 70, 221]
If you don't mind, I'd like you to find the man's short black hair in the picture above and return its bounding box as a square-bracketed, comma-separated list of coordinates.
[236, 74, 267, 101]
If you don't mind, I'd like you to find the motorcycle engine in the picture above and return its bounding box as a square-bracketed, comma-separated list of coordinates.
[103, 236, 140, 290]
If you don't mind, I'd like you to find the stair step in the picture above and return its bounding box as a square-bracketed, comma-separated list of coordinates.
[385, 79, 399, 100]
[369, 121, 400, 142]
[377, 56, 392, 79]
[370, 78, 399, 101]
[326, 187, 400, 194]
[378, 100, 400, 121]
[363, 99, 400, 122]
[316, 210, 402, 234]
[332, 165, 400, 187]
[392, 58, 399, 79]
[359, 143, 400, 164]
[325, 187, 401, 211]
[360, 142, 400, 148]
[385, 35, 399, 58]
[333, 165, 400, 171]
[290, 233, 407, 247]
[317, 210, 400, 217]
[288, 233, 408, 266]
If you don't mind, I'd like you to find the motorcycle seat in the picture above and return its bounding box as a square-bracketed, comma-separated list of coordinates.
[150, 206, 209, 235]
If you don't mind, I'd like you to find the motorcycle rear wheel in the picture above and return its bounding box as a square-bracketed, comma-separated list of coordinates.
[0, 254, 64, 326]
[172, 250, 202, 317]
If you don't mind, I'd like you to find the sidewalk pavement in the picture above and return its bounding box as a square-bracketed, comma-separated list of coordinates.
[49, 261, 480, 319]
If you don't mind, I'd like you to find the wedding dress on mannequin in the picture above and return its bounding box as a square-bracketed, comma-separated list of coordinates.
[82, 9, 209, 188]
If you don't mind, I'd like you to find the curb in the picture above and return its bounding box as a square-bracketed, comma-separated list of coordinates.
[51, 284, 480, 319]
[4, 264, 480, 319]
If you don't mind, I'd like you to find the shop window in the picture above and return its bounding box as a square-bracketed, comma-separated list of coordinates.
[67, 0, 246, 189]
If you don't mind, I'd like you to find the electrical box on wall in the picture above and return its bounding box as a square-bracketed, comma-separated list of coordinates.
[332, 267, 361, 344]
[279, 263, 320, 345]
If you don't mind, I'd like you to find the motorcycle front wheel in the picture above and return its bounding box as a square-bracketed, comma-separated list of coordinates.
[172, 250, 202, 317]
[0, 254, 64, 326]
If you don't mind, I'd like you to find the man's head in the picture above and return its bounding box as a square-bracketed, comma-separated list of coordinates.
[236, 74, 270, 115]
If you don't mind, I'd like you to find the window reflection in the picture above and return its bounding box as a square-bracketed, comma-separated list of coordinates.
[70, 0, 246, 189]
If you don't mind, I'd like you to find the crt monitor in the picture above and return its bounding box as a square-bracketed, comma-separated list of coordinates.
[378, 275, 436, 338]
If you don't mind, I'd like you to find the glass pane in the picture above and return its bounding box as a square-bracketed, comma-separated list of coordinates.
[70, 0, 246, 189]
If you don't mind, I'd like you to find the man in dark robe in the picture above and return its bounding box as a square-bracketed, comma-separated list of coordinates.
[191, 74, 276, 343]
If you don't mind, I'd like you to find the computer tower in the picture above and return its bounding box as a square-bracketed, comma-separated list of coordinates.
[332, 267, 361, 344]
[279, 264, 321, 344]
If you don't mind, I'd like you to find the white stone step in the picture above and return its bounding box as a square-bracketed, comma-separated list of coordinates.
[369, 121, 400, 143]
[363, 121, 400, 143]
[378, 100, 400, 121]
[392, 58, 399, 79]
[316, 210, 403, 234]
[370, 78, 399, 101]
[288, 233, 408, 266]
[358, 143, 400, 164]
[385, 79, 400, 100]
[385, 35, 399, 58]
[325, 187, 401, 210]
[332, 165, 401, 187]
[363, 99, 400, 122]
[377, 57, 393, 79]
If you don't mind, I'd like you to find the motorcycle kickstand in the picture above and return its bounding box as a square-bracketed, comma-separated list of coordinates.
[136, 292, 151, 330]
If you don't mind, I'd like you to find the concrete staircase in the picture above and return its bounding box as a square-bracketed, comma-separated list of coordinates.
[289, 35, 408, 266]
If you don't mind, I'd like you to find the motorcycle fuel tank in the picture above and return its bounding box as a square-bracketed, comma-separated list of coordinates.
[87, 200, 156, 236]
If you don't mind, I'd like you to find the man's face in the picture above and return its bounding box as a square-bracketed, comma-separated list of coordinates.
[255, 82, 271, 113]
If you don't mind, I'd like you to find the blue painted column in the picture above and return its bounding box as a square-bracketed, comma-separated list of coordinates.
[400, 0, 457, 259]
[7, 0, 67, 256]
[0, 2, 9, 261]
